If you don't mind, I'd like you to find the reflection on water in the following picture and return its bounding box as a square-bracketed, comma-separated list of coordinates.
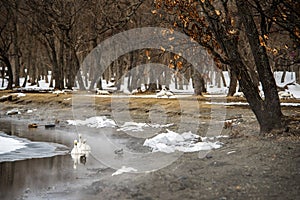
[70, 136, 92, 169]
[0, 155, 74, 200]
[71, 153, 88, 169]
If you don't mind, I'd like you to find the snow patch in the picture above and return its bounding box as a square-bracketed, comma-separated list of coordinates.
[112, 166, 138, 176]
[6, 109, 21, 115]
[207, 101, 300, 107]
[117, 122, 173, 132]
[16, 93, 26, 97]
[67, 116, 116, 128]
[287, 83, 300, 99]
[143, 130, 225, 153]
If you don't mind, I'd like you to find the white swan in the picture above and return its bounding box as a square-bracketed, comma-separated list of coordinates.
[71, 138, 91, 169]
[71, 140, 81, 155]
[80, 139, 91, 156]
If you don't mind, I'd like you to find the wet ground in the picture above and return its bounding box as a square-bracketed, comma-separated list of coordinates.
[0, 92, 300, 199]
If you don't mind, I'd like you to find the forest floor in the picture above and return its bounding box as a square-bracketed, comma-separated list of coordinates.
[0, 91, 300, 200]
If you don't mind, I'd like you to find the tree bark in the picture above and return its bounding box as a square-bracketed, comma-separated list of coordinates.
[13, 2, 20, 87]
[236, 0, 283, 133]
[58, 38, 65, 89]
[148, 67, 157, 92]
[72, 48, 85, 90]
[1, 56, 13, 90]
[47, 33, 61, 89]
[281, 70, 286, 83]
[192, 70, 205, 95]
[228, 70, 237, 96]
[220, 70, 227, 87]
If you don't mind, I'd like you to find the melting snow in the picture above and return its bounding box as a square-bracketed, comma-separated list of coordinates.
[206, 101, 300, 107]
[16, 93, 26, 97]
[287, 83, 300, 99]
[112, 166, 138, 176]
[143, 130, 224, 153]
[6, 109, 21, 115]
[0, 134, 27, 155]
[117, 122, 173, 132]
[67, 116, 116, 128]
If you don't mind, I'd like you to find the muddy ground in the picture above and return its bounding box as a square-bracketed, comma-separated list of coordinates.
[0, 91, 299, 200]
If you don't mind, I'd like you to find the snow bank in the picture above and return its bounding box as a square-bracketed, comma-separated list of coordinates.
[67, 116, 116, 128]
[117, 122, 173, 132]
[143, 130, 224, 153]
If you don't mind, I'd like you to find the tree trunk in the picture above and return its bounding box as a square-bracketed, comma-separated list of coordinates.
[293, 64, 300, 84]
[58, 39, 65, 89]
[13, 3, 20, 88]
[220, 70, 227, 87]
[72, 48, 85, 90]
[215, 70, 221, 88]
[236, 0, 283, 133]
[192, 70, 204, 95]
[1, 64, 5, 87]
[22, 41, 33, 88]
[178, 72, 184, 90]
[30, 56, 37, 85]
[1, 56, 13, 90]
[184, 67, 191, 90]
[281, 70, 286, 83]
[228, 70, 237, 96]
[22, 67, 28, 88]
[47, 34, 61, 89]
[115, 61, 122, 91]
[148, 67, 157, 92]
[96, 78, 103, 90]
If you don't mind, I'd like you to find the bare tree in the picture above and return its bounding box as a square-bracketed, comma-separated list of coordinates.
[0, 1, 14, 89]
[153, 0, 300, 133]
